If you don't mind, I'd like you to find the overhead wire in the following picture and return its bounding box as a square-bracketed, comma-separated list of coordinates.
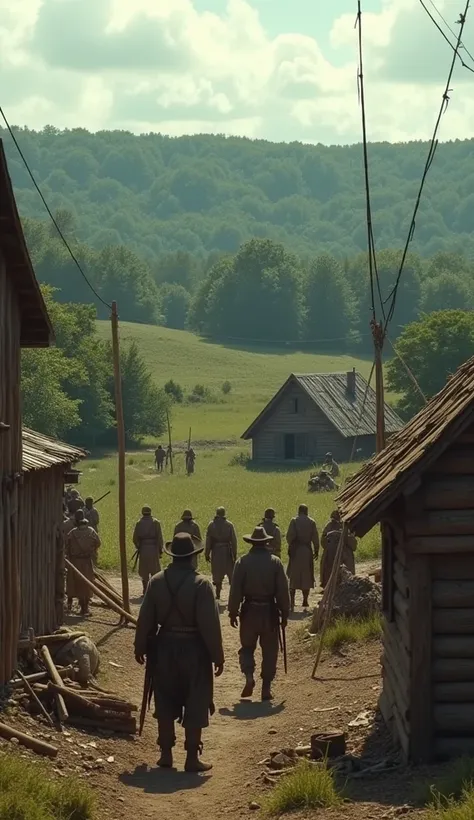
[421, 0, 474, 70]
[0, 106, 112, 311]
[383, 0, 471, 331]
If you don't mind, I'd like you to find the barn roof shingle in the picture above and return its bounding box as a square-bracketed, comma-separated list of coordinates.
[0, 140, 52, 347]
[22, 427, 87, 472]
[241, 371, 403, 441]
[337, 355, 474, 537]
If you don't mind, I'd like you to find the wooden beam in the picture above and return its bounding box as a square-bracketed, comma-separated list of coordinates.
[436, 737, 474, 760]
[429, 449, 474, 475]
[433, 636, 474, 659]
[406, 510, 474, 537]
[435, 703, 474, 733]
[407, 536, 474, 554]
[433, 609, 474, 635]
[432, 555, 474, 580]
[433, 658, 474, 682]
[433, 580, 474, 609]
[423, 476, 474, 510]
[434, 682, 474, 702]
[408, 554, 433, 763]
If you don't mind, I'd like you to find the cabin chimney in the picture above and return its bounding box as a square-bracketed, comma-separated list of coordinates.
[346, 368, 356, 398]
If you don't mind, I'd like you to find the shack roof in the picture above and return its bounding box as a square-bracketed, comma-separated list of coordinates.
[241, 372, 403, 440]
[337, 355, 474, 537]
[0, 140, 52, 347]
[22, 427, 87, 472]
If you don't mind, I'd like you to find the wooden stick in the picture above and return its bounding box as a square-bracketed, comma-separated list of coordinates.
[167, 410, 174, 474]
[40, 645, 69, 723]
[0, 721, 58, 758]
[66, 715, 136, 734]
[111, 300, 131, 615]
[18, 632, 85, 650]
[93, 577, 124, 608]
[65, 559, 137, 626]
[47, 683, 104, 718]
[311, 526, 348, 679]
[15, 669, 54, 727]
[10, 665, 74, 689]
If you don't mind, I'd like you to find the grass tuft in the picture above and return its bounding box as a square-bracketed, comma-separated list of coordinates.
[0, 754, 95, 820]
[425, 788, 474, 820]
[264, 761, 342, 815]
[417, 758, 474, 807]
[306, 613, 382, 653]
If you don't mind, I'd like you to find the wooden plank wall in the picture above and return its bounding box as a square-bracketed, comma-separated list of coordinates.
[252, 383, 351, 463]
[18, 466, 64, 637]
[0, 257, 22, 685]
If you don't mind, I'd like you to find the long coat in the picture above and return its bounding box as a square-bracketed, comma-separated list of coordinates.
[133, 515, 163, 581]
[66, 524, 100, 599]
[174, 519, 202, 570]
[260, 518, 282, 557]
[286, 514, 319, 590]
[320, 524, 357, 587]
[135, 563, 224, 729]
[205, 517, 237, 584]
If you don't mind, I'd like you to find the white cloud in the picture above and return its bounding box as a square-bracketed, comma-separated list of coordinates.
[1, 0, 474, 144]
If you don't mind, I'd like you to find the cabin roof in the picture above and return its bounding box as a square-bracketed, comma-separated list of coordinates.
[22, 427, 88, 472]
[0, 140, 53, 347]
[337, 355, 474, 537]
[241, 371, 403, 440]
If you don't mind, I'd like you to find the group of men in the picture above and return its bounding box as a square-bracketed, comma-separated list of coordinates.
[63, 490, 101, 616]
[154, 445, 196, 476]
[134, 503, 357, 773]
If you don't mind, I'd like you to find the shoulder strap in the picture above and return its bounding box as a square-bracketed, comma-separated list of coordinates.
[161, 569, 196, 627]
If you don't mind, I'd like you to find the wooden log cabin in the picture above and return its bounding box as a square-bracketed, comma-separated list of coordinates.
[241, 370, 403, 464]
[338, 355, 474, 763]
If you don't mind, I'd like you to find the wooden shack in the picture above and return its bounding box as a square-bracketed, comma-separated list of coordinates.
[241, 370, 403, 464]
[0, 140, 52, 684]
[20, 428, 86, 636]
[338, 355, 474, 763]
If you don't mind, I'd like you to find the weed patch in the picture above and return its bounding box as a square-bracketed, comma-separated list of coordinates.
[264, 761, 342, 815]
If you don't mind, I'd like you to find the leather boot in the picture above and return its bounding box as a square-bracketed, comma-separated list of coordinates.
[240, 674, 255, 699]
[184, 728, 212, 773]
[290, 590, 296, 612]
[261, 680, 273, 701]
[157, 719, 175, 767]
[302, 590, 309, 609]
[215, 583, 222, 601]
[157, 748, 173, 768]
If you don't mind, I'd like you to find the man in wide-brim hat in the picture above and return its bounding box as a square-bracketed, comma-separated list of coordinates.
[260, 508, 282, 558]
[135, 532, 224, 773]
[228, 526, 290, 702]
[173, 509, 202, 570]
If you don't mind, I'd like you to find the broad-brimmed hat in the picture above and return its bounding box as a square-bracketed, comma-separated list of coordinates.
[243, 526, 273, 545]
[165, 532, 204, 558]
[181, 509, 193, 520]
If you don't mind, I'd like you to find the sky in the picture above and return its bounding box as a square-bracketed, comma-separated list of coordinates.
[1, 0, 474, 145]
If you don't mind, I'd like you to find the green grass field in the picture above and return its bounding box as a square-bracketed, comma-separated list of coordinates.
[83, 447, 380, 571]
[96, 320, 380, 441]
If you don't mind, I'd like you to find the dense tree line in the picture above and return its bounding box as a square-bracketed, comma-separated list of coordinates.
[21, 287, 170, 443]
[5, 126, 474, 265]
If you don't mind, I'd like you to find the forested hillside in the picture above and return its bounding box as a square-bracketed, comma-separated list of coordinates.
[4, 126, 474, 261]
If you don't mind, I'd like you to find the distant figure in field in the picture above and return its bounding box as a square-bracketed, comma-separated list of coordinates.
[320, 510, 357, 588]
[84, 496, 99, 533]
[323, 452, 340, 479]
[133, 506, 164, 595]
[205, 507, 237, 601]
[165, 444, 173, 469]
[155, 445, 166, 473]
[66, 510, 101, 616]
[185, 447, 196, 476]
[67, 488, 84, 515]
[286, 504, 319, 611]
[260, 508, 281, 558]
[174, 509, 202, 570]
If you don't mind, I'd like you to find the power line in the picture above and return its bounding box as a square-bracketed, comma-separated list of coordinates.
[420, 0, 474, 71]
[0, 107, 112, 311]
[384, 0, 471, 331]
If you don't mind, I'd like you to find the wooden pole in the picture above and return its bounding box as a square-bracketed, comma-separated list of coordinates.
[167, 410, 174, 474]
[15, 669, 55, 726]
[0, 722, 58, 758]
[372, 319, 386, 453]
[40, 645, 69, 724]
[65, 560, 137, 626]
[111, 301, 130, 614]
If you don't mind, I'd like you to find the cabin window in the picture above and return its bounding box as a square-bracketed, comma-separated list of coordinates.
[292, 398, 299, 414]
[284, 433, 307, 459]
[295, 433, 307, 459]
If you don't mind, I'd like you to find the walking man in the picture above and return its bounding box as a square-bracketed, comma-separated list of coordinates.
[155, 445, 166, 472]
[185, 447, 196, 476]
[134, 533, 224, 772]
[174, 510, 202, 570]
[205, 507, 237, 601]
[229, 526, 290, 701]
[67, 488, 84, 515]
[66, 510, 101, 616]
[320, 510, 357, 587]
[260, 508, 282, 557]
[84, 497, 99, 533]
[286, 504, 319, 611]
[133, 506, 164, 595]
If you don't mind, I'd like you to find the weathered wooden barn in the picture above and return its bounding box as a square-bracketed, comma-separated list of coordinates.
[338, 355, 474, 763]
[20, 428, 86, 637]
[241, 370, 403, 464]
[0, 139, 53, 684]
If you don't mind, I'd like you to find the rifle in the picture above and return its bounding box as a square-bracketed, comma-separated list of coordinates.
[139, 637, 156, 736]
[278, 620, 288, 674]
[93, 491, 111, 506]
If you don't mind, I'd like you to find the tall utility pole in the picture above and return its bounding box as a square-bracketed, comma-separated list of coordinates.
[111, 301, 130, 615]
[372, 319, 386, 453]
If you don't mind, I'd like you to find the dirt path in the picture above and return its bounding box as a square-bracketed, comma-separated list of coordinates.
[64, 565, 403, 820]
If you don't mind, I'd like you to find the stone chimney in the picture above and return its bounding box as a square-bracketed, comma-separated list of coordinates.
[346, 367, 356, 398]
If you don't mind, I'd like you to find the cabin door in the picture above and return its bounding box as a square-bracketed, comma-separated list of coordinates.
[284, 434, 295, 460]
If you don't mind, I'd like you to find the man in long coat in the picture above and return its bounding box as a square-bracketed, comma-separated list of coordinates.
[135, 533, 224, 772]
[174, 510, 202, 570]
[320, 510, 357, 588]
[286, 504, 319, 610]
[66, 510, 101, 616]
[229, 527, 290, 701]
[133, 506, 164, 595]
[185, 447, 196, 475]
[84, 497, 99, 533]
[260, 508, 281, 557]
[205, 507, 237, 600]
[67, 488, 84, 515]
[155, 445, 166, 472]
